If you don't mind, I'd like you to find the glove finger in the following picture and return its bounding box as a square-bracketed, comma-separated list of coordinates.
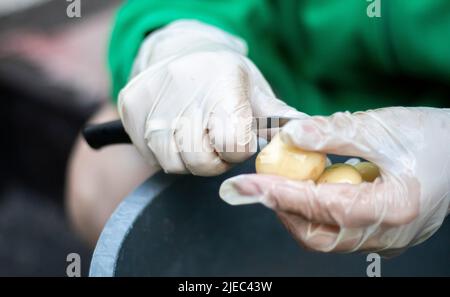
[280, 111, 382, 162]
[250, 86, 305, 119]
[277, 212, 405, 253]
[175, 112, 230, 176]
[219, 173, 420, 228]
[244, 57, 304, 120]
[118, 66, 167, 166]
[145, 122, 188, 174]
[207, 65, 257, 163]
[277, 212, 342, 252]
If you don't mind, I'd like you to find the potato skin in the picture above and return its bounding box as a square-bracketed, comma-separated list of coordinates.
[255, 135, 380, 185]
[317, 164, 363, 184]
[256, 135, 326, 181]
[354, 162, 380, 182]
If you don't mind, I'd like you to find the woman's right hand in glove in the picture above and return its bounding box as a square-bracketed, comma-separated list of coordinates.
[118, 20, 302, 176]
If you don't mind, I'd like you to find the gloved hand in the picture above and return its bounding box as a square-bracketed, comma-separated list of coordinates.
[220, 107, 450, 256]
[119, 20, 302, 175]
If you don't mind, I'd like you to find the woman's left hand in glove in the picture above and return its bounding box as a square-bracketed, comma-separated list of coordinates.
[220, 107, 450, 256]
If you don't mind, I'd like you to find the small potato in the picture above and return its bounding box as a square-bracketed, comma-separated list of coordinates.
[317, 164, 363, 184]
[354, 162, 380, 182]
[255, 134, 326, 181]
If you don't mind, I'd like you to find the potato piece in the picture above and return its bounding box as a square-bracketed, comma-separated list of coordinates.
[354, 162, 380, 182]
[255, 134, 326, 181]
[317, 164, 363, 184]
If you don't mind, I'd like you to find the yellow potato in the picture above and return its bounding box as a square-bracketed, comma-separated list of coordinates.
[317, 164, 363, 184]
[255, 134, 326, 181]
[354, 162, 380, 182]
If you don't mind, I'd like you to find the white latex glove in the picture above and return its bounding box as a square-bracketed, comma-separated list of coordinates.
[119, 20, 302, 175]
[220, 107, 450, 256]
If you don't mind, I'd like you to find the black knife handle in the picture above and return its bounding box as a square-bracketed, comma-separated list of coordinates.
[82, 120, 131, 150]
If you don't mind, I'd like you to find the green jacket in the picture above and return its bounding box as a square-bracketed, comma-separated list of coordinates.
[109, 0, 450, 115]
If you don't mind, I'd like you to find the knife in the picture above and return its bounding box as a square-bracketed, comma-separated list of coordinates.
[82, 117, 294, 150]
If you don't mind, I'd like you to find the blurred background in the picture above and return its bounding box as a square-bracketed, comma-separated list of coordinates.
[0, 0, 122, 276]
[0, 0, 449, 277]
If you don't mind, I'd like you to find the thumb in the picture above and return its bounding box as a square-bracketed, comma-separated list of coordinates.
[280, 111, 379, 161]
[250, 86, 306, 140]
[250, 86, 306, 119]
[244, 57, 304, 119]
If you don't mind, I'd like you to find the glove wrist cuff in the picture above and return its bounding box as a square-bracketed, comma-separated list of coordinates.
[131, 20, 248, 76]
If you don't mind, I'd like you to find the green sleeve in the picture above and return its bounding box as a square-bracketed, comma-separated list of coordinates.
[285, 0, 450, 114]
[108, 0, 279, 101]
[109, 0, 450, 114]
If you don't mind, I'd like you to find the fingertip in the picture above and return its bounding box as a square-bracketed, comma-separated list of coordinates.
[146, 130, 188, 174]
[219, 175, 262, 206]
[279, 117, 325, 151]
[219, 174, 290, 206]
[251, 85, 306, 120]
[217, 133, 258, 163]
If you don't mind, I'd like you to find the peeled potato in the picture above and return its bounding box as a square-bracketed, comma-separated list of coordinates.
[317, 164, 363, 184]
[255, 134, 326, 181]
[354, 162, 380, 182]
